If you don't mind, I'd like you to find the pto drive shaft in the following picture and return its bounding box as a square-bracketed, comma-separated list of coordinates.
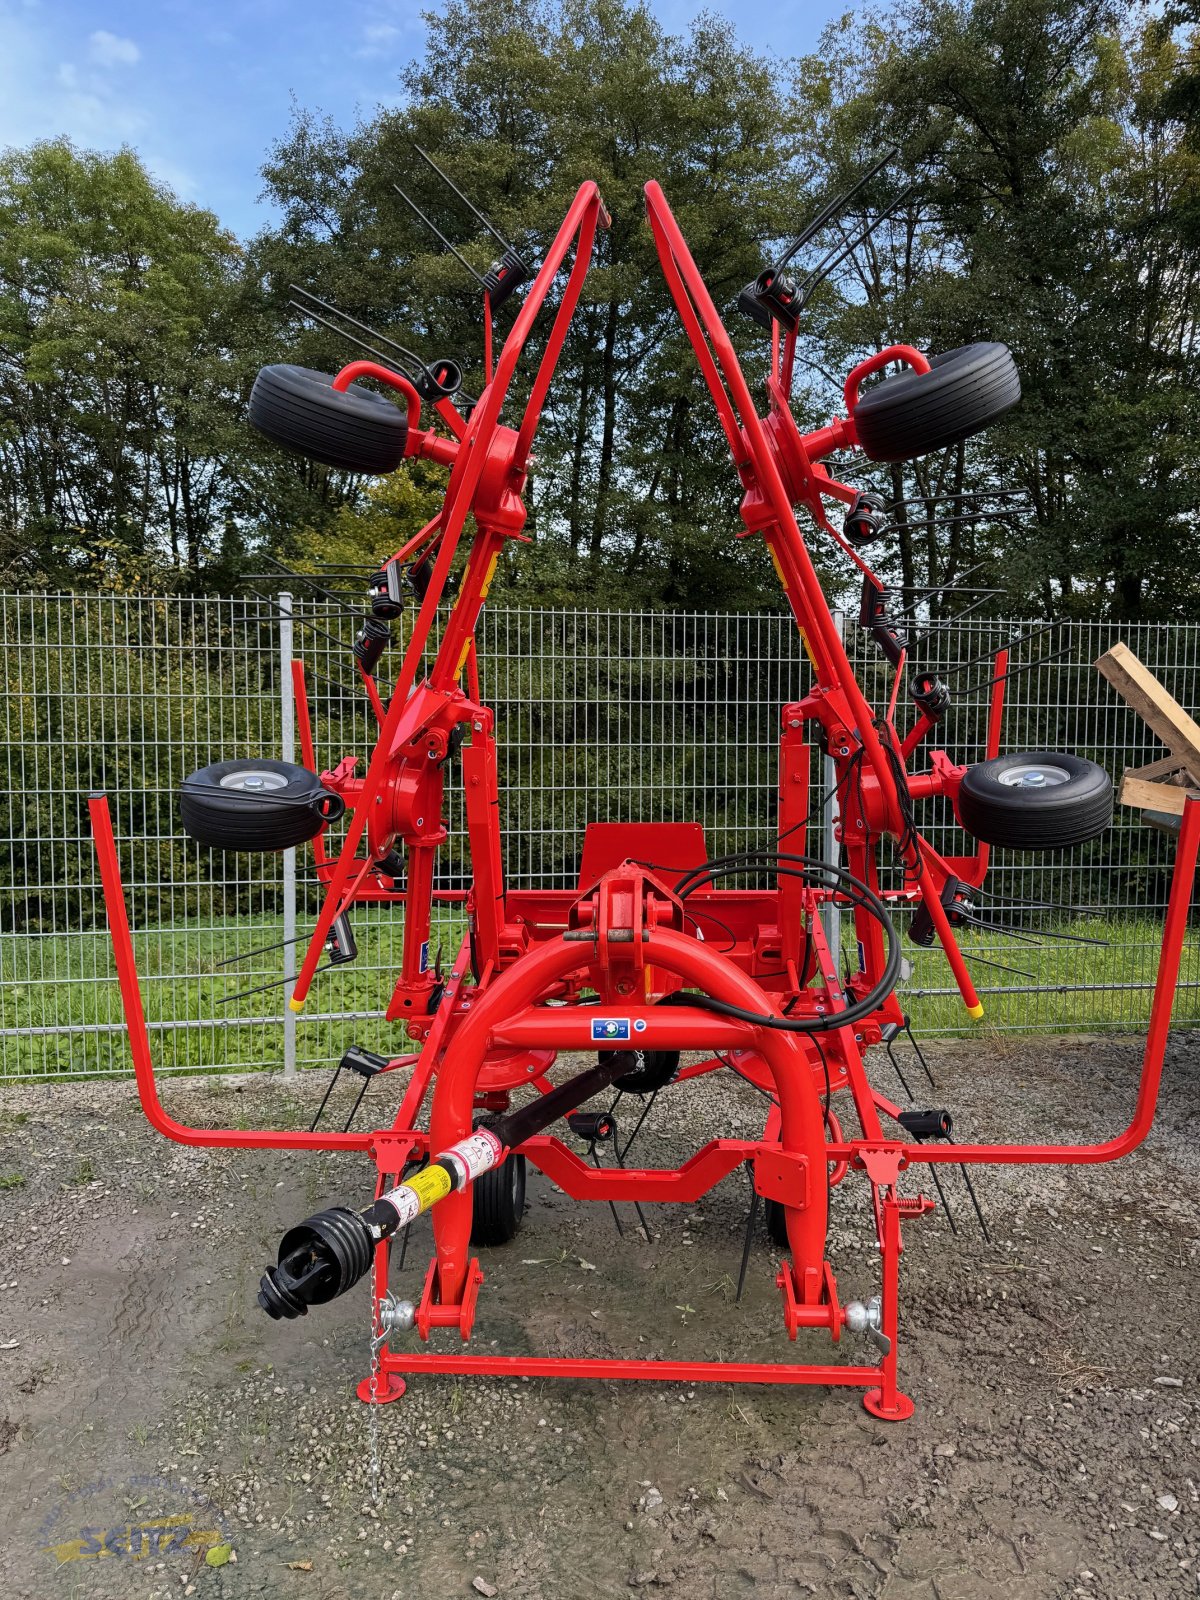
[258, 1052, 637, 1319]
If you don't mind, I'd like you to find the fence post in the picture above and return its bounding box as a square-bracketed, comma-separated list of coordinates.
[821, 609, 844, 960]
[280, 591, 297, 1079]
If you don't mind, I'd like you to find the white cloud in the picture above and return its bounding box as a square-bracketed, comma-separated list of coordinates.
[88, 30, 140, 68]
[356, 22, 402, 59]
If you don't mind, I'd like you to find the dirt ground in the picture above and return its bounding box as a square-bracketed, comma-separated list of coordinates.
[0, 1030, 1198, 1600]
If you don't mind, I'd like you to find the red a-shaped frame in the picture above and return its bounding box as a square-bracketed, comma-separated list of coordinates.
[289, 182, 610, 1012]
[643, 180, 984, 1017]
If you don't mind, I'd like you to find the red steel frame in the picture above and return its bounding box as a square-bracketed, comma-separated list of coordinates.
[87, 177, 1200, 1419]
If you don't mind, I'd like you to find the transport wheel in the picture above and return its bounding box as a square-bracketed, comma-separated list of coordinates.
[180, 759, 344, 851]
[470, 1143, 527, 1246]
[598, 1049, 681, 1093]
[851, 342, 1020, 463]
[248, 364, 410, 474]
[957, 751, 1112, 850]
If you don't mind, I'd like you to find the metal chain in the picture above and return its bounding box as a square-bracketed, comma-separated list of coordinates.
[368, 1286, 384, 1505]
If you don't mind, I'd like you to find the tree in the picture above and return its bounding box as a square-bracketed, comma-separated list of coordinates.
[787, 0, 1200, 621]
[252, 0, 801, 610]
[0, 140, 262, 589]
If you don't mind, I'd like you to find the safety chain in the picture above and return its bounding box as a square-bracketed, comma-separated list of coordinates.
[368, 1286, 385, 1505]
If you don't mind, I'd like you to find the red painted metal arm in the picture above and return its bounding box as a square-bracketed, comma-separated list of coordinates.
[511, 183, 607, 472]
[857, 797, 1200, 1168]
[331, 360, 422, 427]
[842, 346, 929, 413]
[88, 796, 373, 1152]
[645, 180, 983, 1021]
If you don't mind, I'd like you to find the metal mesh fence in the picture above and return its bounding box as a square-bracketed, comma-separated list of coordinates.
[1, 591, 1196, 1082]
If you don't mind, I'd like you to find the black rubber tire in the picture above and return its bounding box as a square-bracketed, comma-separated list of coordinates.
[957, 751, 1113, 850]
[597, 1048, 681, 1094]
[180, 759, 344, 851]
[852, 342, 1020, 463]
[248, 364, 409, 474]
[764, 1197, 790, 1248]
[470, 1151, 527, 1245]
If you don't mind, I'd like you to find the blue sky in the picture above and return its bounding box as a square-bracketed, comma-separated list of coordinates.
[0, 0, 847, 238]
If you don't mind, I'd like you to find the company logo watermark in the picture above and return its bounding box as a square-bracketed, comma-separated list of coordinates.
[37, 1474, 230, 1567]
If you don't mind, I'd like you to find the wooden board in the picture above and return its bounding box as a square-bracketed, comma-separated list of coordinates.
[1095, 642, 1200, 767]
[1118, 774, 1197, 817]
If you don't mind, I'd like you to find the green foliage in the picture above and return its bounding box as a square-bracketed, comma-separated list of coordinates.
[795, 0, 1200, 620]
[0, 141, 253, 588]
[2, 1, 1200, 620]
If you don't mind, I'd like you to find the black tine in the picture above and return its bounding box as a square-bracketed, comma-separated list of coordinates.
[963, 952, 1041, 980]
[215, 964, 330, 1007]
[903, 1018, 938, 1092]
[892, 562, 988, 615]
[736, 1165, 760, 1304]
[954, 645, 1081, 697]
[289, 284, 430, 381]
[343, 1075, 372, 1133]
[939, 622, 1058, 676]
[411, 142, 519, 255]
[910, 593, 999, 639]
[288, 301, 418, 385]
[918, 1137, 958, 1236]
[886, 1032, 913, 1101]
[242, 595, 355, 652]
[393, 182, 487, 287]
[796, 186, 916, 302]
[886, 488, 1028, 511]
[774, 145, 900, 273]
[256, 552, 360, 611]
[590, 1141, 624, 1237]
[618, 1088, 660, 1163]
[949, 1144, 991, 1242]
[961, 914, 1107, 948]
[609, 1122, 652, 1240]
[309, 1063, 342, 1133]
[214, 932, 304, 970]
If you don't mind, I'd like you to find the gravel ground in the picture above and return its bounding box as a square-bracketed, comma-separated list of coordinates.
[1, 1031, 1198, 1600]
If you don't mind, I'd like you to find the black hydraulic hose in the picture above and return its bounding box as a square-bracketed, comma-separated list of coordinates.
[670, 851, 901, 1033]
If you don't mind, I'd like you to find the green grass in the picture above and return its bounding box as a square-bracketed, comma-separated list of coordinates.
[0, 907, 468, 1081]
[0, 909, 1195, 1081]
[895, 915, 1200, 1036]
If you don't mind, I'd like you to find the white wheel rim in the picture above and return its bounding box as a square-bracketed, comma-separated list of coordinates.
[996, 762, 1071, 790]
[219, 768, 288, 793]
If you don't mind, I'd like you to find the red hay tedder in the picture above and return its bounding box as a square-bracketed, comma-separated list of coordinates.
[91, 153, 1200, 1423]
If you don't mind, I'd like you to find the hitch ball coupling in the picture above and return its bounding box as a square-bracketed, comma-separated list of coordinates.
[844, 1296, 890, 1355]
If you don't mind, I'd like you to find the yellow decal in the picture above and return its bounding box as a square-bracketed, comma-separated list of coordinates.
[767, 543, 789, 591]
[454, 639, 473, 681]
[798, 628, 818, 672]
[478, 551, 500, 600]
[406, 1164, 453, 1213]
